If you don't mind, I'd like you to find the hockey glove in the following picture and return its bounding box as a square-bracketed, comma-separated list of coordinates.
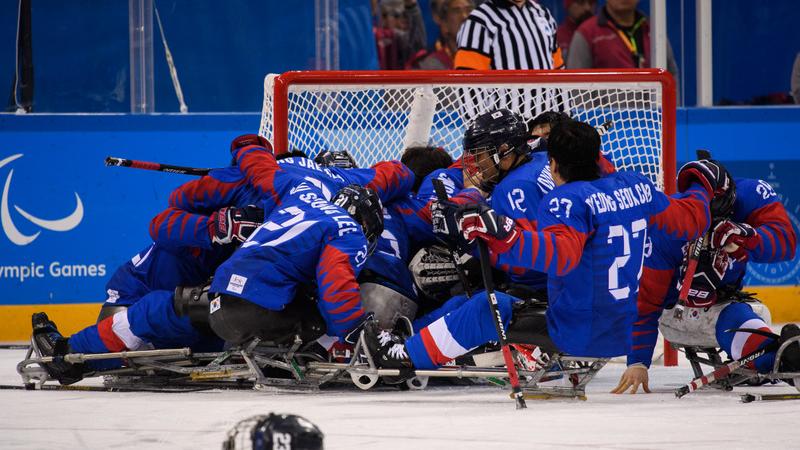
[208, 205, 264, 245]
[459, 204, 520, 254]
[676, 244, 730, 307]
[710, 220, 757, 261]
[431, 199, 473, 252]
[677, 159, 732, 198]
[230, 134, 271, 153]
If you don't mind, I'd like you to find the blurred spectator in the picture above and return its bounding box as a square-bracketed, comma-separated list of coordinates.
[453, 0, 563, 70]
[792, 52, 800, 104]
[557, 0, 597, 62]
[566, 0, 679, 86]
[405, 0, 474, 70]
[373, 0, 427, 69]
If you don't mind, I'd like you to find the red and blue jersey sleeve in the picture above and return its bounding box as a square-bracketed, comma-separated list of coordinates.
[495, 188, 590, 276]
[149, 207, 212, 249]
[648, 181, 711, 241]
[315, 233, 368, 338]
[364, 160, 415, 204]
[734, 178, 797, 262]
[627, 229, 684, 367]
[167, 167, 248, 214]
[231, 142, 289, 208]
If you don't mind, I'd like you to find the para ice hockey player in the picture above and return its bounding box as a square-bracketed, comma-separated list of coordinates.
[364, 120, 716, 371]
[29, 135, 393, 383]
[613, 163, 800, 394]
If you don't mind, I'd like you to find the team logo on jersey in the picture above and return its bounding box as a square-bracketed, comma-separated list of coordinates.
[0, 153, 83, 246]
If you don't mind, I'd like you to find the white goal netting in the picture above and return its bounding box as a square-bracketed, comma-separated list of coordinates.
[259, 70, 674, 190]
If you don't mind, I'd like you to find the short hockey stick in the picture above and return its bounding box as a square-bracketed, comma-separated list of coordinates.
[432, 179, 473, 298]
[741, 393, 800, 403]
[105, 156, 212, 176]
[675, 333, 780, 398]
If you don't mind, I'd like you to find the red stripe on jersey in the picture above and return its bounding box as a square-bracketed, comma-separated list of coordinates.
[541, 224, 587, 275]
[746, 202, 797, 260]
[367, 160, 410, 198]
[598, 154, 616, 175]
[419, 327, 450, 366]
[178, 213, 192, 240]
[637, 266, 675, 316]
[236, 146, 282, 206]
[97, 317, 126, 352]
[317, 245, 363, 317]
[336, 309, 365, 324]
[650, 190, 710, 241]
[166, 212, 180, 239]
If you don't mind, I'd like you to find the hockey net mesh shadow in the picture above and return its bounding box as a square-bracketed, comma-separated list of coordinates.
[260, 73, 667, 189]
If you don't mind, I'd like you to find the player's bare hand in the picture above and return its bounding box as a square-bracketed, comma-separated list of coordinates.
[610, 364, 650, 394]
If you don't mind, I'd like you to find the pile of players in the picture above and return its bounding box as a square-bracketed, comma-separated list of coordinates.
[31, 110, 800, 393]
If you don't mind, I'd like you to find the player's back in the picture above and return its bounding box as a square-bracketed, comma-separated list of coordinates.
[211, 182, 367, 311]
[543, 170, 665, 357]
[277, 156, 412, 204]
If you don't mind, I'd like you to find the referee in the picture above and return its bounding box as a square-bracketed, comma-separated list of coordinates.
[454, 0, 564, 70]
[452, 0, 566, 120]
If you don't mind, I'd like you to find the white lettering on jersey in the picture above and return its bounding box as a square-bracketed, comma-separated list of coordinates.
[507, 188, 526, 212]
[756, 180, 777, 200]
[607, 219, 648, 300]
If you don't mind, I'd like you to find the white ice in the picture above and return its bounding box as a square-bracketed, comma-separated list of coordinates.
[1, 348, 798, 450]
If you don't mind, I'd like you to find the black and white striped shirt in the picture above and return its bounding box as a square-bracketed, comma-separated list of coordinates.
[457, 0, 559, 70]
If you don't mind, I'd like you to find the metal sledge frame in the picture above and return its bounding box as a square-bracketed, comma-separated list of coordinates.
[16, 333, 610, 398]
[671, 335, 800, 393]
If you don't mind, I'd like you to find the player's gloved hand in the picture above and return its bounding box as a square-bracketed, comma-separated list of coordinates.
[431, 199, 470, 250]
[230, 134, 272, 153]
[677, 159, 732, 197]
[459, 204, 520, 254]
[677, 243, 729, 307]
[610, 364, 651, 394]
[710, 220, 757, 262]
[208, 205, 264, 245]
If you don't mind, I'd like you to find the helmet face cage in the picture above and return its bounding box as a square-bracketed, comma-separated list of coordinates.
[462, 109, 529, 192]
[332, 185, 384, 256]
[314, 150, 358, 169]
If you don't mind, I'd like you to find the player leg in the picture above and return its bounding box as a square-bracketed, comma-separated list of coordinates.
[208, 294, 325, 346]
[366, 290, 515, 370]
[716, 300, 800, 375]
[32, 289, 220, 383]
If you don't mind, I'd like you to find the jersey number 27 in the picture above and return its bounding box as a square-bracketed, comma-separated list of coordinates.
[607, 218, 648, 300]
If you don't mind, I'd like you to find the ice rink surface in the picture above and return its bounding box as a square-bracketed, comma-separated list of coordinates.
[1, 348, 798, 450]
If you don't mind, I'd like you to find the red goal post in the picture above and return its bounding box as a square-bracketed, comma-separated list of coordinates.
[259, 69, 679, 366]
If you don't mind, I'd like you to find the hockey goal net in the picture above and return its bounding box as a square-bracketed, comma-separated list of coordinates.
[259, 69, 676, 192]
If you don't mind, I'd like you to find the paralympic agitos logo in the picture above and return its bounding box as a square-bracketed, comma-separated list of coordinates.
[0, 154, 83, 246]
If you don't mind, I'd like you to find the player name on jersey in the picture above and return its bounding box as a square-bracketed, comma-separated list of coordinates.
[585, 182, 654, 215]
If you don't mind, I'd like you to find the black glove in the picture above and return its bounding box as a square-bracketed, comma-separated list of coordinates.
[677, 244, 730, 308]
[677, 159, 732, 197]
[431, 199, 475, 252]
[208, 205, 264, 245]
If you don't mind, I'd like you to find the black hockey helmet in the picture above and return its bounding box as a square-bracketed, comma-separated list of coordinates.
[462, 109, 530, 192]
[332, 184, 384, 256]
[710, 165, 736, 219]
[223, 413, 324, 450]
[314, 149, 358, 169]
